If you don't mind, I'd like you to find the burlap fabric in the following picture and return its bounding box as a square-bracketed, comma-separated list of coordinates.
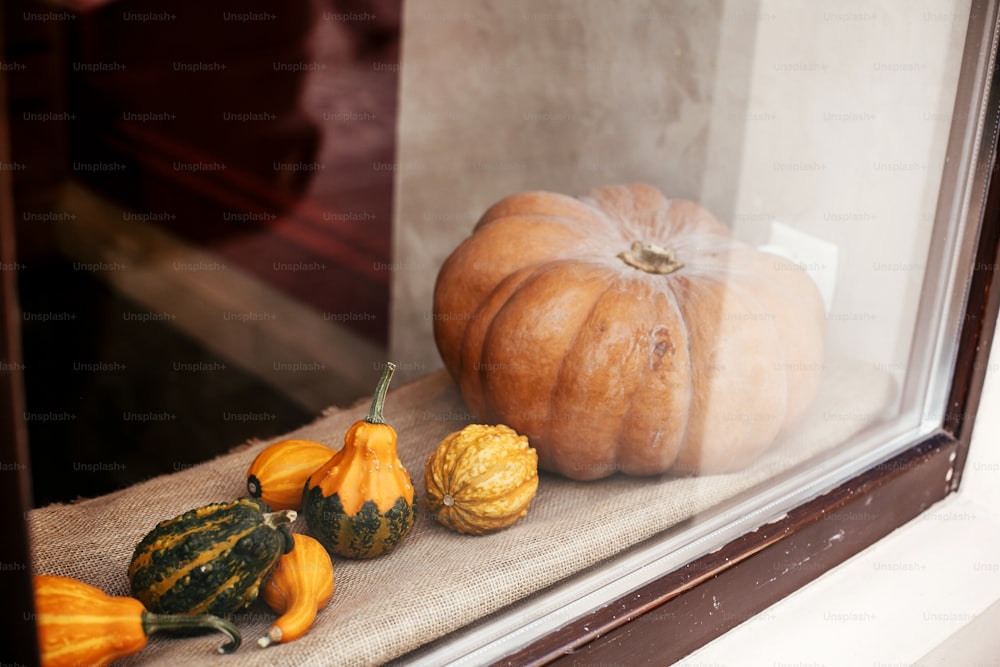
[27, 362, 893, 666]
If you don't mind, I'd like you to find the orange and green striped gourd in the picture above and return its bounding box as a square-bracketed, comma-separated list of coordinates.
[128, 497, 295, 617]
[303, 362, 416, 559]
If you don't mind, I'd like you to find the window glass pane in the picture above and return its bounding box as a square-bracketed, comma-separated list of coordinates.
[388, 1, 985, 661]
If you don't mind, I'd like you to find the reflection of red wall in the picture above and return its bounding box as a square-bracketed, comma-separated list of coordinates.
[63, 0, 400, 345]
[4, 1, 71, 197]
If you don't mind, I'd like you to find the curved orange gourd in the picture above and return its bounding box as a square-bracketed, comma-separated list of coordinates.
[258, 533, 335, 647]
[33, 574, 240, 667]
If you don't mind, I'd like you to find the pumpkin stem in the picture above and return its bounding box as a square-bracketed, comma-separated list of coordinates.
[141, 612, 242, 654]
[618, 241, 684, 275]
[366, 362, 396, 425]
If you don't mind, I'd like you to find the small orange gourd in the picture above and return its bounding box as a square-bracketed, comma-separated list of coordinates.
[425, 424, 539, 535]
[303, 362, 417, 558]
[247, 439, 335, 511]
[33, 574, 240, 667]
[258, 533, 335, 647]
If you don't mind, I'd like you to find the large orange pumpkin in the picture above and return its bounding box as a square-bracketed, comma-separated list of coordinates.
[432, 183, 826, 480]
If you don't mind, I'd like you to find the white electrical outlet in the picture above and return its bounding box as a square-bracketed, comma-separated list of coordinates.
[758, 221, 838, 315]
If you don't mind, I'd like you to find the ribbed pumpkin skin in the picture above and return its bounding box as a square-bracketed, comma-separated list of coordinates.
[259, 533, 334, 647]
[247, 439, 335, 511]
[34, 574, 148, 667]
[425, 424, 539, 535]
[432, 183, 826, 480]
[128, 497, 295, 616]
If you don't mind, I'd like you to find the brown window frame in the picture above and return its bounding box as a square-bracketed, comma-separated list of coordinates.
[492, 3, 1000, 664]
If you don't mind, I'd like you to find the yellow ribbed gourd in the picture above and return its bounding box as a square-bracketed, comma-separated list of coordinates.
[424, 424, 539, 535]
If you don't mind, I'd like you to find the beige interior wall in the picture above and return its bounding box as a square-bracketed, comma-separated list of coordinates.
[389, 0, 971, 385]
[389, 0, 755, 380]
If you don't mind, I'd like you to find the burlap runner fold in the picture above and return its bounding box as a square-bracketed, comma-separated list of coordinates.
[27, 362, 893, 666]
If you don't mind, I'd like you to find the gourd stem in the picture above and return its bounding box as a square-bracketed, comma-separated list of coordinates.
[263, 509, 297, 529]
[618, 240, 684, 275]
[258, 625, 283, 648]
[141, 612, 242, 654]
[258, 599, 317, 648]
[366, 362, 396, 425]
